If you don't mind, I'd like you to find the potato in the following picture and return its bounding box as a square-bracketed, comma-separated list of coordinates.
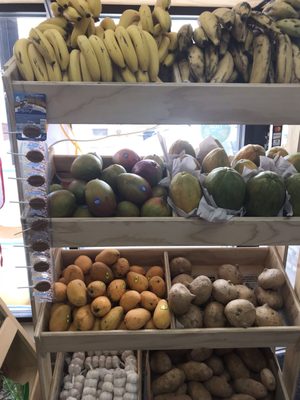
[90, 262, 114, 284]
[73, 305, 95, 331]
[93, 318, 101, 330]
[153, 299, 171, 329]
[117, 319, 127, 330]
[224, 352, 250, 379]
[95, 248, 120, 265]
[141, 290, 159, 311]
[176, 383, 187, 395]
[150, 351, 173, 374]
[145, 318, 157, 329]
[74, 255, 92, 274]
[63, 264, 84, 283]
[177, 304, 203, 328]
[236, 285, 257, 306]
[234, 378, 268, 399]
[68, 322, 77, 331]
[154, 395, 192, 400]
[172, 274, 194, 287]
[107, 279, 126, 302]
[187, 381, 212, 400]
[67, 279, 87, 307]
[91, 296, 111, 317]
[257, 268, 285, 290]
[228, 395, 256, 400]
[236, 349, 267, 372]
[149, 276, 167, 298]
[218, 264, 243, 284]
[179, 361, 213, 382]
[224, 299, 256, 328]
[84, 273, 93, 286]
[124, 308, 151, 329]
[219, 369, 232, 382]
[101, 306, 124, 330]
[130, 265, 146, 275]
[255, 304, 283, 326]
[49, 304, 71, 331]
[53, 282, 67, 302]
[212, 279, 238, 304]
[127, 271, 149, 292]
[111, 257, 130, 277]
[204, 376, 233, 397]
[146, 266, 165, 280]
[169, 257, 192, 278]
[203, 302, 226, 327]
[168, 283, 196, 315]
[87, 281, 106, 298]
[152, 368, 186, 395]
[120, 290, 141, 312]
[260, 368, 276, 391]
[206, 355, 224, 375]
[189, 348, 213, 362]
[215, 348, 233, 356]
[188, 276, 212, 305]
[254, 287, 283, 310]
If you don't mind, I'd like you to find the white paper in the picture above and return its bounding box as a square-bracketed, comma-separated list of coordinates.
[167, 196, 198, 218]
[196, 135, 222, 164]
[259, 155, 297, 177]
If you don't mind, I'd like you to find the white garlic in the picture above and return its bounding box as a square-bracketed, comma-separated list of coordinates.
[125, 383, 138, 393]
[121, 351, 134, 361]
[92, 355, 99, 368]
[82, 387, 96, 396]
[84, 378, 98, 388]
[87, 369, 100, 380]
[126, 371, 138, 384]
[99, 355, 106, 368]
[73, 352, 85, 360]
[104, 374, 113, 383]
[74, 375, 85, 384]
[72, 381, 83, 393]
[81, 396, 96, 400]
[59, 390, 69, 400]
[63, 375, 72, 384]
[114, 387, 125, 396]
[87, 351, 95, 357]
[95, 351, 102, 356]
[64, 382, 73, 390]
[102, 381, 114, 392]
[113, 377, 126, 388]
[69, 388, 80, 399]
[123, 393, 138, 400]
[68, 363, 81, 376]
[99, 392, 113, 400]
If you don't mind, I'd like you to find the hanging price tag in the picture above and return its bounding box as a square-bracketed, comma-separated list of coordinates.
[0, 158, 5, 209]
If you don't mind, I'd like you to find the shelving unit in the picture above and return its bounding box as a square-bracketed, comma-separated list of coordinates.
[3, 39, 300, 400]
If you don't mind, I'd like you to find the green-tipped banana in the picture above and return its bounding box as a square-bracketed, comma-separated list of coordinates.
[212, 8, 235, 28]
[163, 52, 176, 67]
[276, 18, 300, 37]
[188, 44, 205, 82]
[276, 33, 293, 83]
[13, 38, 35, 81]
[210, 52, 234, 83]
[193, 27, 209, 48]
[250, 34, 271, 83]
[204, 44, 219, 81]
[199, 11, 221, 46]
[77, 34, 101, 81]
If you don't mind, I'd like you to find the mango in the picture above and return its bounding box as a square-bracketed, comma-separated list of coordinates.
[146, 266, 165, 280]
[49, 304, 71, 331]
[62, 264, 84, 284]
[91, 296, 111, 317]
[85, 179, 117, 217]
[112, 148, 140, 172]
[90, 262, 114, 284]
[53, 282, 67, 303]
[70, 153, 103, 181]
[149, 276, 166, 298]
[140, 291, 159, 311]
[107, 279, 127, 302]
[169, 172, 202, 213]
[67, 279, 87, 307]
[73, 304, 95, 331]
[101, 306, 124, 330]
[116, 201, 140, 217]
[169, 139, 196, 157]
[124, 308, 151, 330]
[74, 255, 92, 275]
[153, 299, 171, 329]
[117, 173, 152, 205]
[111, 257, 130, 277]
[87, 281, 106, 298]
[202, 147, 230, 173]
[95, 248, 120, 265]
[141, 197, 172, 217]
[120, 290, 141, 312]
[127, 271, 149, 292]
[101, 164, 126, 192]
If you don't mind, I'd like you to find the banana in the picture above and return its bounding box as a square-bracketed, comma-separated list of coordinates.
[139, 4, 154, 34]
[43, 29, 70, 71]
[62, 71, 69, 81]
[204, 44, 219, 81]
[95, 25, 105, 38]
[198, 11, 221, 46]
[249, 11, 281, 33]
[71, 18, 91, 48]
[113, 66, 124, 82]
[69, 0, 92, 17]
[103, 29, 126, 68]
[39, 16, 69, 29]
[119, 10, 140, 28]
[153, 23, 162, 36]
[155, 34, 163, 47]
[249, 34, 271, 83]
[276, 18, 300, 37]
[276, 33, 293, 83]
[156, 0, 171, 9]
[46, 58, 63, 81]
[193, 27, 209, 48]
[142, 30, 159, 81]
[263, 1, 298, 19]
[86, 0, 102, 18]
[152, 7, 171, 32]
[120, 66, 137, 82]
[13, 39, 35, 81]
[173, 62, 182, 82]
[228, 69, 239, 82]
[219, 29, 230, 55]
[163, 52, 175, 67]
[27, 42, 49, 81]
[158, 35, 170, 63]
[115, 25, 139, 73]
[212, 8, 235, 28]
[244, 28, 254, 52]
[292, 43, 300, 80]
[79, 51, 92, 81]
[178, 59, 190, 82]
[77, 34, 101, 80]
[165, 32, 178, 51]
[63, 6, 82, 22]
[229, 43, 249, 82]
[89, 35, 113, 81]
[37, 23, 67, 38]
[210, 52, 234, 83]
[136, 70, 149, 82]
[177, 24, 193, 52]
[29, 27, 57, 65]
[100, 17, 116, 30]
[282, 0, 300, 9]
[127, 25, 149, 72]
[268, 60, 276, 83]
[233, 2, 252, 19]
[188, 44, 205, 82]
[56, 0, 69, 9]
[50, 2, 63, 17]
[232, 13, 247, 42]
[87, 17, 96, 35]
[68, 49, 82, 81]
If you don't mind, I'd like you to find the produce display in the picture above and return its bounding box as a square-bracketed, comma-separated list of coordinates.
[50, 248, 171, 331]
[48, 138, 300, 219]
[59, 350, 139, 400]
[149, 348, 278, 400]
[12, 0, 300, 83]
[168, 256, 287, 328]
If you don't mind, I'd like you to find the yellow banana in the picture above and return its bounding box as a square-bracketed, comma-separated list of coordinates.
[193, 27, 208, 48]
[87, 17, 96, 36]
[37, 23, 67, 38]
[163, 52, 175, 67]
[198, 11, 221, 46]
[165, 32, 177, 51]
[70, 18, 91, 48]
[119, 9, 140, 28]
[120, 66, 137, 82]
[212, 8, 235, 28]
[50, 2, 63, 17]
[232, 12, 247, 42]
[276, 18, 300, 37]
[103, 28, 126, 68]
[210, 51, 234, 83]
[44, 28, 70, 71]
[27, 42, 49, 81]
[62, 71, 69, 81]
[158, 35, 170, 63]
[13, 38, 35, 81]
[153, 23, 162, 36]
[115, 25, 139, 73]
[155, 34, 163, 47]
[100, 17, 116, 30]
[56, 0, 69, 9]
[263, 1, 298, 19]
[79, 51, 92, 81]
[219, 29, 230, 55]
[89, 35, 113, 81]
[77, 34, 101, 80]
[229, 42, 249, 82]
[63, 6, 82, 23]
[188, 44, 205, 82]
[46, 58, 62, 81]
[113, 66, 124, 82]
[228, 69, 239, 82]
[142, 30, 159, 81]
[249, 11, 281, 33]
[276, 33, 293, 83]
[136, 70, 150, 82]
[156, 0, 171, 9]
[127, 25, 149, 72]
[39, 17, 69, 29]
[95, 24, 105, 38]
[249, 34, 271, 83]
[68, 49, 82, 81]
[69, 0, 92, 17]
[29, 27, 57, 65]
[178, 59, 190, 82]
[292, 43, 300, 80]
[86, 0, 102, 18]
[139, 4, 154, 34]
[152, 7, 171, 32]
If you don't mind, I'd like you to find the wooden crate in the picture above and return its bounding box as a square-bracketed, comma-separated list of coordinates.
[0, 298, 40, 400]
[146, 348, 290, 400]
[48, 351, 143, 400]
[35, 247, 300, 352]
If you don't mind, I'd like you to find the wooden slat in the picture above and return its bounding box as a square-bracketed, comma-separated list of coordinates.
[0, 318, 18, 367]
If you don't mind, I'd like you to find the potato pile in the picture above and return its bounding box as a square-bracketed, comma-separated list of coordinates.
[150, 348, 277, 400]
[168, 257, 286, 329]
[50, 248, 171, 331]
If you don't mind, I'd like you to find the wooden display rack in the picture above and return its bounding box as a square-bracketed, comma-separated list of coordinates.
[3, 36, 300, 400]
